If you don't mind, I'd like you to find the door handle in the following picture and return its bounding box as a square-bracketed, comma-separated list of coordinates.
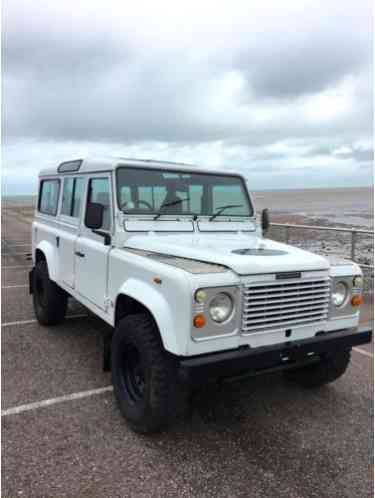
[75, 251, 85, 258]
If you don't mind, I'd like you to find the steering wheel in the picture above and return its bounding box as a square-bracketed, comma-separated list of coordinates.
[120, 199, 153, 212]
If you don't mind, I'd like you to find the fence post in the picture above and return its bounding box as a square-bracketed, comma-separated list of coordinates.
[351, 231, 356, 261]
[285, 226, 290, 244]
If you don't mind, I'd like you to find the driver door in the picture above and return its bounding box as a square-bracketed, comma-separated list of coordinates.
[75, 174, 113, 310]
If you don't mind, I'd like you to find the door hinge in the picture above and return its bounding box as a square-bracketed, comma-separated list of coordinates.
[104, 297, 113, 310]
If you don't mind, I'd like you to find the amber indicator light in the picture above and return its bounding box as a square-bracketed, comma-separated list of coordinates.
[351, 295, 363, 306]
[193, 314, 206, 328]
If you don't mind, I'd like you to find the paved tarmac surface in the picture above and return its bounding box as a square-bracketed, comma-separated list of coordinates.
[2, 210, 373, 498]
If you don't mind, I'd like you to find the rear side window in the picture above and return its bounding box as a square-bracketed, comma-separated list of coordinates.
[38, 179, 60, 216]
[61, 177, 85, 218]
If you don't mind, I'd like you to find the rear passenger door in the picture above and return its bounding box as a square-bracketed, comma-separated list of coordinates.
[75, 175, 112, 310]
[58, 176, 86, 288]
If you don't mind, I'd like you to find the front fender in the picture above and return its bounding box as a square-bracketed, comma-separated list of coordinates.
[35, 240, 59, 281]
[117, 278, 180, 354]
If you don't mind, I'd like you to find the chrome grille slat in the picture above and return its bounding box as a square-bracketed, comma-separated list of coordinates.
[247, 289, 330, 299]
[246, 285, 330, 295]
[242, 276, 330, 333]
[242, 315, 327, 332]
[244, 297, 329, 310]
[246, 294, 329, 305]
[243, 309, 327, 324]
[244, 303, 329, 318]
[245, 278, 329, 289]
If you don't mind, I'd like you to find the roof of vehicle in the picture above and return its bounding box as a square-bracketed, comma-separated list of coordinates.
[38, 156, 243, 178]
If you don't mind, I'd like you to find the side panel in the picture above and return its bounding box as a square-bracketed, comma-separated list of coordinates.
[75, 236, 111, 309]
[74, 173, 113, 309]
[58, 221, 78, 288]
[33, 223, 60, 280]
[108, 250, 192, 355]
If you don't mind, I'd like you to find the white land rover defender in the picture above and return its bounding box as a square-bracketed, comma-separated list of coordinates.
[30, 157, 371, 432]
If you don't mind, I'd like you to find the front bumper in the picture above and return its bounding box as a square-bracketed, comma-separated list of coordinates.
[178, 326, 372, 384]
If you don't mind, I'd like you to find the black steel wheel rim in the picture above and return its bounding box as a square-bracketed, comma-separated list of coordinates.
[121, 344, 146, 404]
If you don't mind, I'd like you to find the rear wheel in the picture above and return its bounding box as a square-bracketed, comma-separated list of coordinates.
[111, 313, 180, 433]
[32, 260, 67, 325]
[284, 350, 351, 388]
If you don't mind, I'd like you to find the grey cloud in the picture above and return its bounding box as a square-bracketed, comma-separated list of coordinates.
[238, 35, 371, 99]
[2, 0, 373, 147]
[234, 2, 373, 100]
[1, 0, 373, 196]
[302, 146, 333, 157]
[334, 146, 374, 162]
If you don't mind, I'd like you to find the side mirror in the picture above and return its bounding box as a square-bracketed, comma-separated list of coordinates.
[261, 208, 270, 233]
[85, 202, 104, 230]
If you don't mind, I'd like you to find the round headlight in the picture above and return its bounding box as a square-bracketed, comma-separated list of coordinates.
[353, 276, 364, 288]
[209, 293, 233, 323]
[332, 282, 348, 307]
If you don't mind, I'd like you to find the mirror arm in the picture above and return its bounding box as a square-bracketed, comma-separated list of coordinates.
[93, 230, 111, 246]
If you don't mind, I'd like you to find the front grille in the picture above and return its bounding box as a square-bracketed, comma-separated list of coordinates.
[242, 277, 330, 333]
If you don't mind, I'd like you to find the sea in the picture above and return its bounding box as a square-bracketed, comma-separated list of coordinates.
[253, 187, 373, 229]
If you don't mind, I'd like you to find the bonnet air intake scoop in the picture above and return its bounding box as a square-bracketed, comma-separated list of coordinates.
[232, 248, 287, 256]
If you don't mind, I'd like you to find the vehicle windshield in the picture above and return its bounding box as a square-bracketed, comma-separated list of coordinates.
[116, 167, 253, 218]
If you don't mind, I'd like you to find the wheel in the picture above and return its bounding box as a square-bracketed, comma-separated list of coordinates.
[111, 313, 179, 433]
[284, 350, 351, 388]
[32, 260, 67, 325]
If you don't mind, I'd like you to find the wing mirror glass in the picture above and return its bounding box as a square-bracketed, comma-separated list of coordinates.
[85, 202, 104, 230]
[261, 208, 270, 233]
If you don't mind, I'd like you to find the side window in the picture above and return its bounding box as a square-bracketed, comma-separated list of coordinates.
[39, 179, 60, 216]
[61, 178, 74, 216]
[87, 178, 111, 231]
[61, 177, 85, 219]
[72, 178, 85, 218]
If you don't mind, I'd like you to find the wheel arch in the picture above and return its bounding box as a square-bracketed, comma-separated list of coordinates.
[114, 280, 179, 354]
[34, 240, 59, 281]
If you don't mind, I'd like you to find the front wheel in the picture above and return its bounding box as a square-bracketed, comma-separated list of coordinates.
[111, 313, 180, 433]
[32, 260, 67, 325]
[284, 349, 351, 388]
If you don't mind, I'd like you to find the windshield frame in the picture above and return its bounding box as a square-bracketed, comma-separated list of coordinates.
[115, 165, 254, 219]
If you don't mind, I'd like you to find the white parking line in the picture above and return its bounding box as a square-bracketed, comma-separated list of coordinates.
[1, 386, 113, 417]
[2, 284, 28, 289]
[2, 314, 88, 327]
[353, 347, 374, 359]
[1, 265, 31, 269]
[2, 243, 30, 246]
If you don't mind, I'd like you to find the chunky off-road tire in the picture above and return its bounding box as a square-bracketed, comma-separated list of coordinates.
[284, 350, 351, 388]
[111, 313, 180, 433]
[32, 260, 67, 326]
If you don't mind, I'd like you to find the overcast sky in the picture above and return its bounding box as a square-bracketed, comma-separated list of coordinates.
[2, 0, 374, 195]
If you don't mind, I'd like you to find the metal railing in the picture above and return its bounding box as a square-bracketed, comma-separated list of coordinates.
[270, 222, 374, 270]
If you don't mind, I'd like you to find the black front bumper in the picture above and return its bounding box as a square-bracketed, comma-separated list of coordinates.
[178, 326, 372, 383]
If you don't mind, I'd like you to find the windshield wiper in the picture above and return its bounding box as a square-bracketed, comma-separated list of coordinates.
[209, 204, 244, 221]
[153, 197, 190, 220]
